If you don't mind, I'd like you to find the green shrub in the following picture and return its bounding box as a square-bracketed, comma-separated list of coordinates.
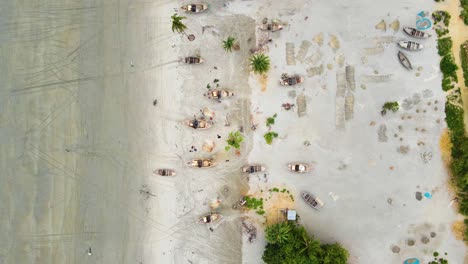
[382, 102, 399, 112]
[262, 222, 349, 264]
[440, 54, 458, 80]
[461, 42, 468, 87]
[264, 132, 278, 145]
[436, 28, 449, 37]
[266, 114, 277, 127]
[442, 76, 455, 91]
[225, 131, 244, 151]
[244, 196, 263, 209]
[432, 10, 450, 26]
[437, 37, 452, 56]
[461, 0, 468, 25]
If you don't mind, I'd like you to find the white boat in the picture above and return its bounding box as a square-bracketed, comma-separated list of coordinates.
[403, 27, 431, 38]
[288, 163, 311, 173]
[181, 4, 208, 13]
[398, 41, 423, 51]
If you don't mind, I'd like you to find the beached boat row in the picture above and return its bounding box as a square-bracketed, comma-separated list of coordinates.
[397, 26, 431, 70]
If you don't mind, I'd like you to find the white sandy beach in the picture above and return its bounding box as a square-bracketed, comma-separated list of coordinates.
[1, 0, 467, 264]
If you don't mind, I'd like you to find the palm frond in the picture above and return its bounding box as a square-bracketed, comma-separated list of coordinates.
[250, 53, 270, 74]
[222, 36, 236, 52]
[171, 13, 187, 34]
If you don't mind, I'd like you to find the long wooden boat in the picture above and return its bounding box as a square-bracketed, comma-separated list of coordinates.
[181, 4, 208, 13]
[280, 74, 304, 86]
[288, 163, 311, 173]
[185, 56, 204, 64]
[398, 51, 412, 70]
[197, 213, 223, 224]
[398, 41, 423, 51]
[153, 169, 176, 176]
[183, 119, 211, 129]
[208, 89, 235, 100]
[241, 164, 266, 174]
[259, 23, 283, 32]
[187, 158, 216, 168]
[301, 191, 324, 210]
[403, 27, 431, 38]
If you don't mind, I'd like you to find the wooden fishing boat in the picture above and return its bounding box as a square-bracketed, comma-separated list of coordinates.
[241, 164, 266, 174]
[208, 89, 235, 100]
[181, 4, 208, 13]
[280, 74, 304, 86]
[197, 213, 223, 224]
[398, 40, 423, 51]
[187, 158, 216, 168]
[154, 169, 176, 176]
[288, 163, 311, 173]
[403, 27, 431, 38]
[259, 23, 283, 32]
[398, 51, 412, 70]
[185, 56, 204, 64]
[301, 191, 324, 210]
[183, 119, 211, 129]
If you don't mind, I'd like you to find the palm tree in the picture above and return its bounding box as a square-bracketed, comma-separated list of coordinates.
[223, 36, 236, 52]
[250, 53, 270, 74]
[265, 222, 291, 244]
[171, 13, 187, 34]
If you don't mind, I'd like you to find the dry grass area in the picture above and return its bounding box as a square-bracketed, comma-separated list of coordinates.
[259, 74, 268, 92]
[439, 129, 453, 167]
[452, 220, 466, 241]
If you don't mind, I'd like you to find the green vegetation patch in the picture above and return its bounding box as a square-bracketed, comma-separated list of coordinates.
[440, 54, 458, 82]
[437, 37, 453, 56]
[266, 113, 277, 127]
[244, 196, 264, 215]
[225, 131, 244, 151]
[461, 42, 468, 87]
[264, 132, 279, 145]
[432, 10, 451, 26]
[263, 222, 349, 264]
[461, 0, 468, 25]
[250, 53, 270, 74]
[222, 36, 236, 52]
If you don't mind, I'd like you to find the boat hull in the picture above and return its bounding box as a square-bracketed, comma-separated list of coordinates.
[154, 169, 176, 176]
[301, 191, 324, 210]
[181, 4, 208, 13]
[398, 41, 423, 51]
[187, 159, 216, 168]
[398, 51, 412, 70]
[241, 165, 266, 174]
[403, 27, 431, 38]
[288, 163, 311, 173]
[197, 213, 223, 224]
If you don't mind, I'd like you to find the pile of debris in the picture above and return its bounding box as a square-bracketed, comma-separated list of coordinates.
[242, 220, 257, 243]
